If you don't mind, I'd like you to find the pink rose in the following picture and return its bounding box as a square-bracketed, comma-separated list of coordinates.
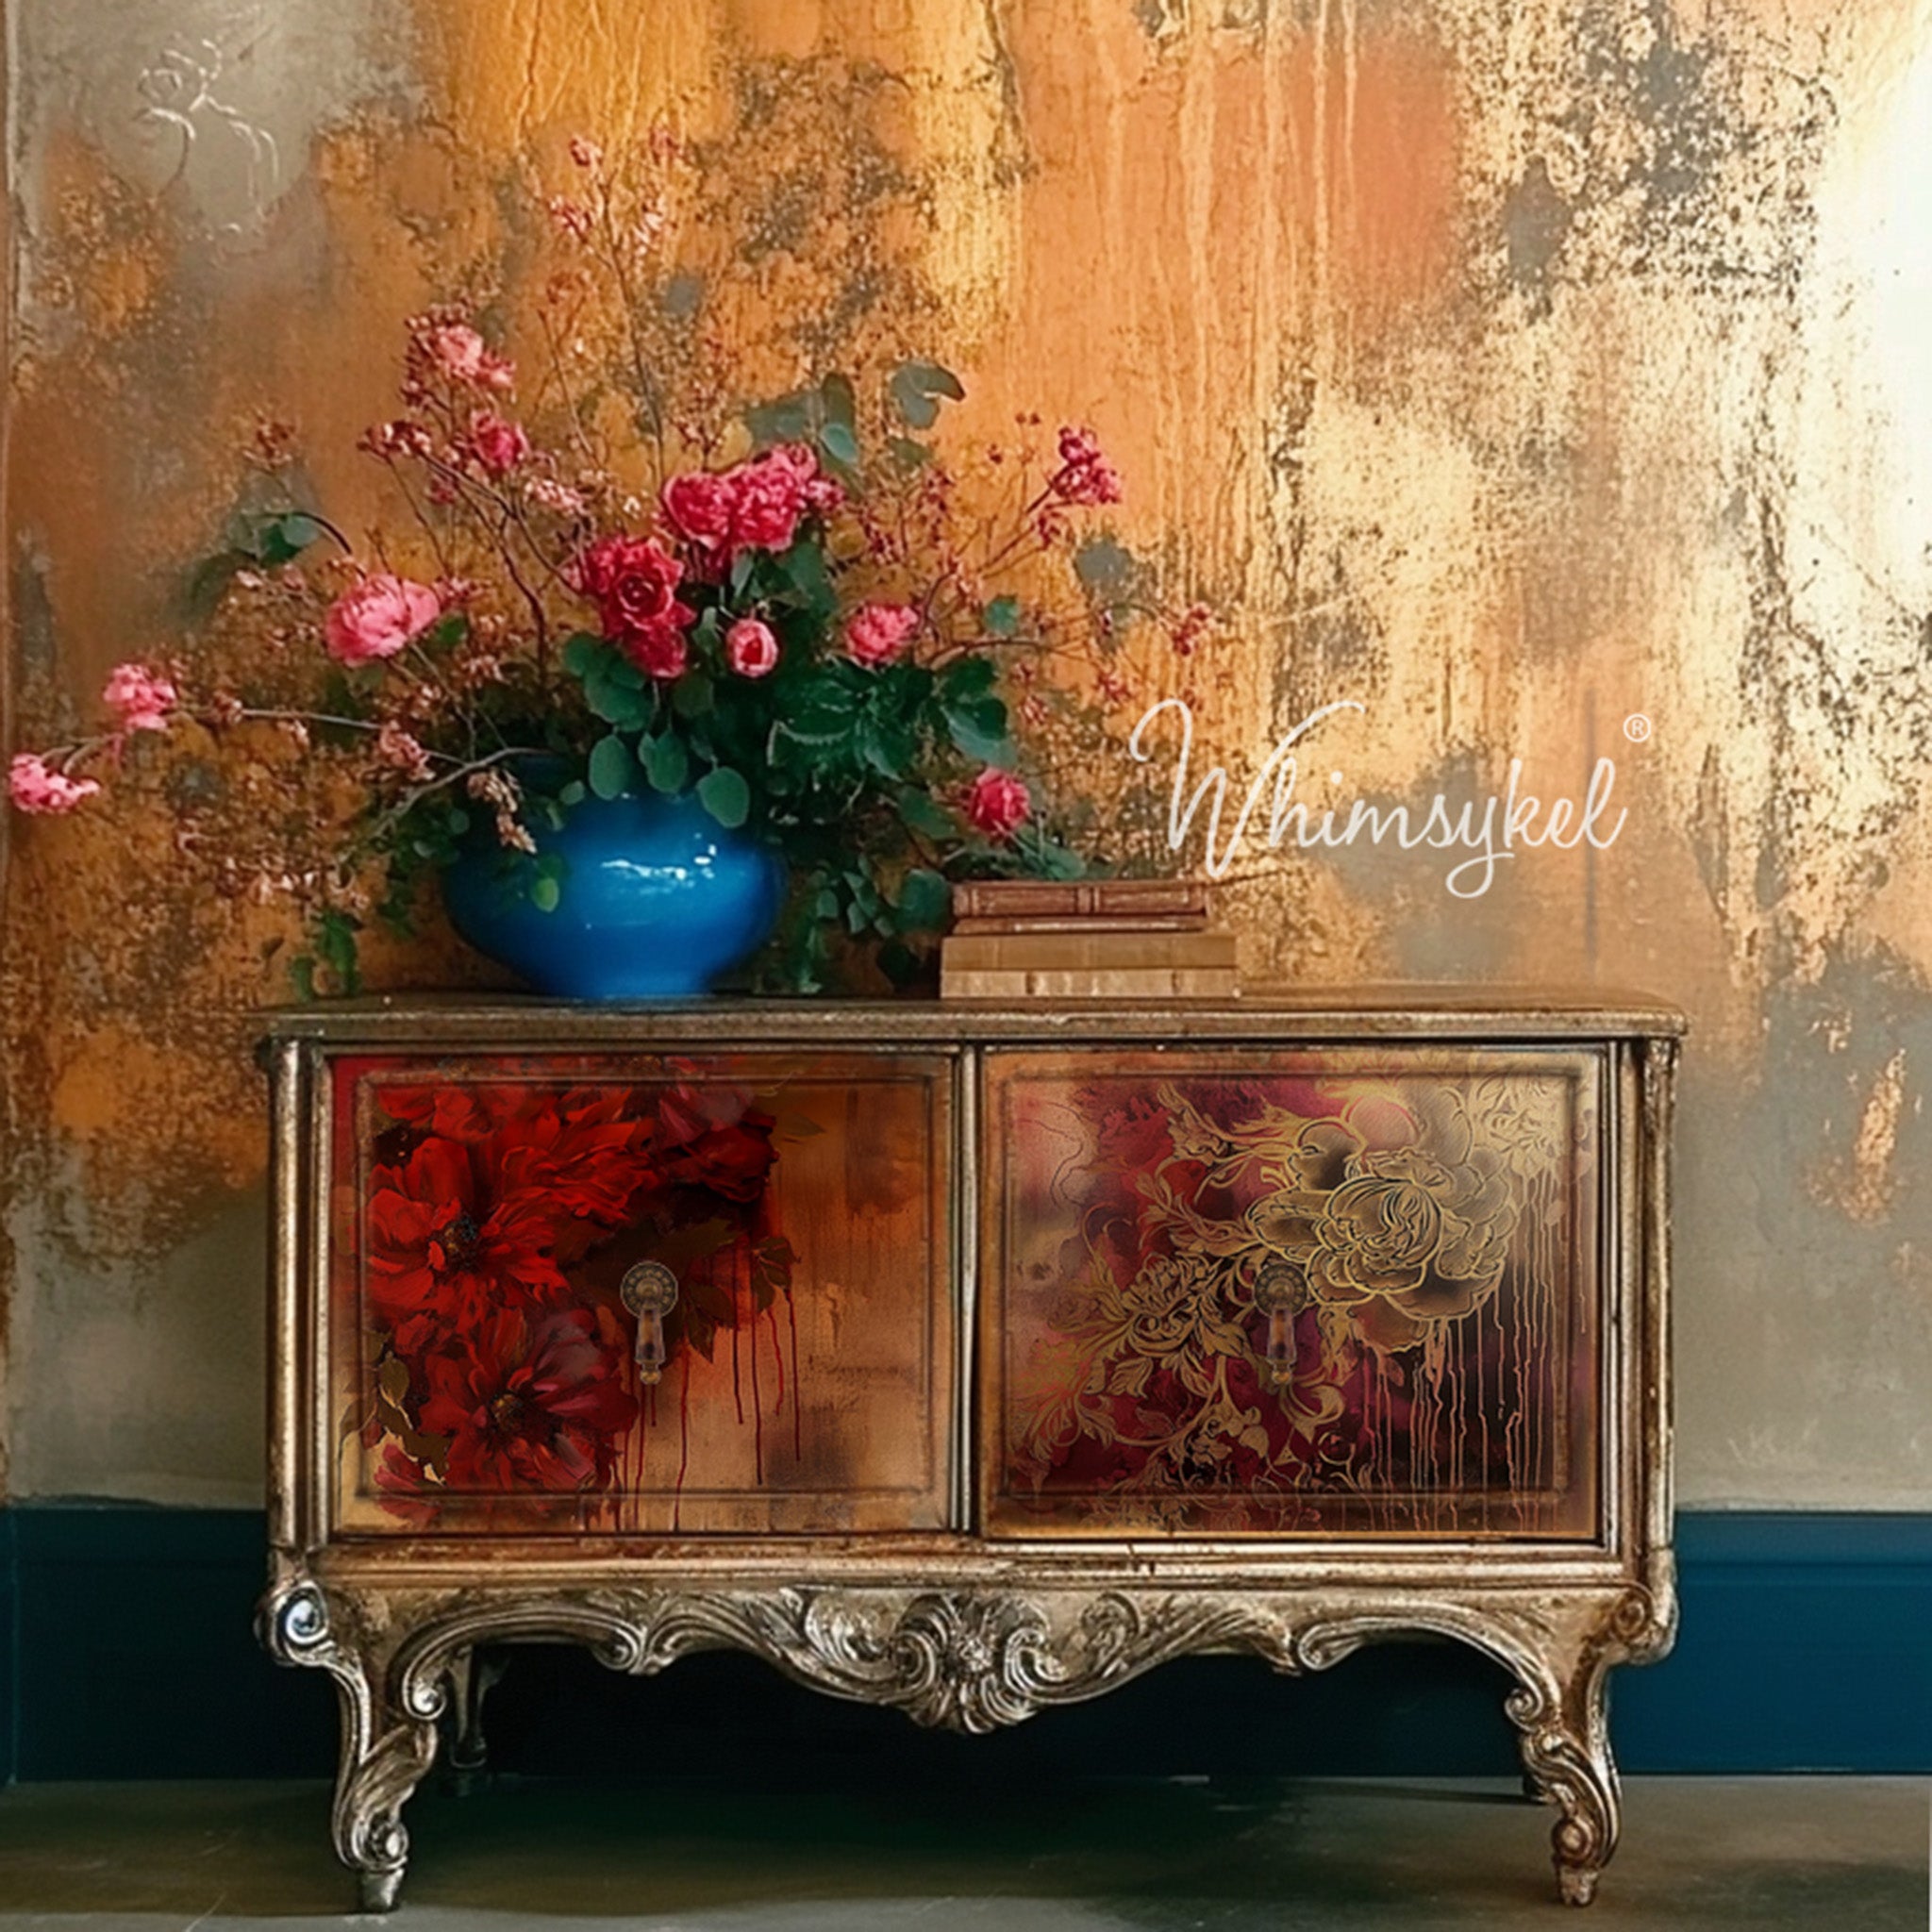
[8, 752, 99, 815]
[661, 470, 737, 554]
[101, 663, 177, 733]
[576, 535, 692, 652]
[468, 411, 530, 475]
[429, 324, 514, 391]
[964, 767, 1030, 840]
[325, 575, 442, 666]
[724, 617, 779, 678]
[726, 449, 810, 553]
[663, 446, 841, 562]
[760, 442, 844, 518]
[844, 602, 920, 669]
[625, 622, 690, 681]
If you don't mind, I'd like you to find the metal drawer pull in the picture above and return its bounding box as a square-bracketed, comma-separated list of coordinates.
[620, 1260, 680, 1384]
[1253, 1260, 1302, 1389]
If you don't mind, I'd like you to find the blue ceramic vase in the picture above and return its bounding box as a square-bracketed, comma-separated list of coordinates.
[441, 791, 786, 998]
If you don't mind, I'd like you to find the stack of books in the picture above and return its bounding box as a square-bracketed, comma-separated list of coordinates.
[939, 880, 1239, 1000]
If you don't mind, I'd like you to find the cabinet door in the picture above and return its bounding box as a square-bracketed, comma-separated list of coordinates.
[327, 1050, 952, 1535]
[981, 1049, 1603, 1538]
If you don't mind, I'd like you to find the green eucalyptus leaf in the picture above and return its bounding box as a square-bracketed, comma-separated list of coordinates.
[896, 868, 950, 931]
[945, 691, 1014, 765]
[819, 419, 860, 468]
[254, 512, 325, 567]
[898, 787, 957, 840]
[820, 373, 858, 430]
[674, 669, 715, 718]
[645, 731, 691, 794]
[696, 764, 751, 828]
[983, 595, 1022, 637]
[746, 389, 816, 447]
[530, 874, 562, 913]
[889, 359, 966, 430]
[561, 632, 604, 678]
[588, 733, 637, 800]
[559, 780, 586, 806]
[586, 671, 648, 729]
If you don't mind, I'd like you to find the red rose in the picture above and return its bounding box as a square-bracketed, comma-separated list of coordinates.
[964, 767, 1030, 840]
[726, 449, 809, 552]
[844, 602, 919, 668]
[725, 617, 779, 678]
[776, 441, 846, 518]
[625, 621, 690, 680]
[577, 534, 692, 656]
[661, 470, 736, 554]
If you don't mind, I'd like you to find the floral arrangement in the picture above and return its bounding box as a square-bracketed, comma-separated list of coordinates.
[8, 133, 1202, 994]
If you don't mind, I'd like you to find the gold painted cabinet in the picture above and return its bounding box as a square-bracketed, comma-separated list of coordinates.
[260, 996, 1680, 1912]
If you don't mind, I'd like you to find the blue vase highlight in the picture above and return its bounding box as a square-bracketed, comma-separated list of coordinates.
[441, 791, 785, 998]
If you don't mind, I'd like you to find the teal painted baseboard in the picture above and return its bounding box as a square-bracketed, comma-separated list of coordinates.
[0, 1507, 1925, 1781]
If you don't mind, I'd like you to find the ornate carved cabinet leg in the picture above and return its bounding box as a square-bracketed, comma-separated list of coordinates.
[261, 1581, 442, 1914]
[1507, 1643, 1620, 1906]
[333, 1672, 440, 1913]
[447, 1645, 509, 1790]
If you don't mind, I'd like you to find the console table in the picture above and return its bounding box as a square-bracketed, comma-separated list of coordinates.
[257, 991, 1680, 1909]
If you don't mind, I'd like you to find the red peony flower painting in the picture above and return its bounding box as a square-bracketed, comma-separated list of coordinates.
[343, 1060, 801, 1524]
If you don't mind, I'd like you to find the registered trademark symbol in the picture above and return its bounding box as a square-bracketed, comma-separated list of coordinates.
[1624, 713, 1652, 742]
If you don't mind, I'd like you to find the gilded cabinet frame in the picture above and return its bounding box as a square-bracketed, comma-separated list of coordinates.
[258, 993, 1681, 1911]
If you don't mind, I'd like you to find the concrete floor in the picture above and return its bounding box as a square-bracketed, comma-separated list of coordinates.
[0, 1776, 1923, 1930]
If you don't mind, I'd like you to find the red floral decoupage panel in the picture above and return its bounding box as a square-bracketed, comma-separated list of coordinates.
[328, 1053, 951, 1536]
[985, 1051, 1602, 1538]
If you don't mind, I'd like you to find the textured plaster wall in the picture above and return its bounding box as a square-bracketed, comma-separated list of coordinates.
[4, 0, 1931, 1508]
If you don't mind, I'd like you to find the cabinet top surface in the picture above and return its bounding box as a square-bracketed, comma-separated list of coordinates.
[260, 985, 1686, 1044]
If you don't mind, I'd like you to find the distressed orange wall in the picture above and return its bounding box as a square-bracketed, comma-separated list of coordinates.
[5, 0, 1932, 1507]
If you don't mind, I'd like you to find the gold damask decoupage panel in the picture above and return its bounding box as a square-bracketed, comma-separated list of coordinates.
[985, 1050, 1602, 1538]
[328, 1051, 951, 1536]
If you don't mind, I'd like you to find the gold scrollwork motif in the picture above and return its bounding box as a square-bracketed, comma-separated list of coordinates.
[264, 1574, 1660, 1911]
